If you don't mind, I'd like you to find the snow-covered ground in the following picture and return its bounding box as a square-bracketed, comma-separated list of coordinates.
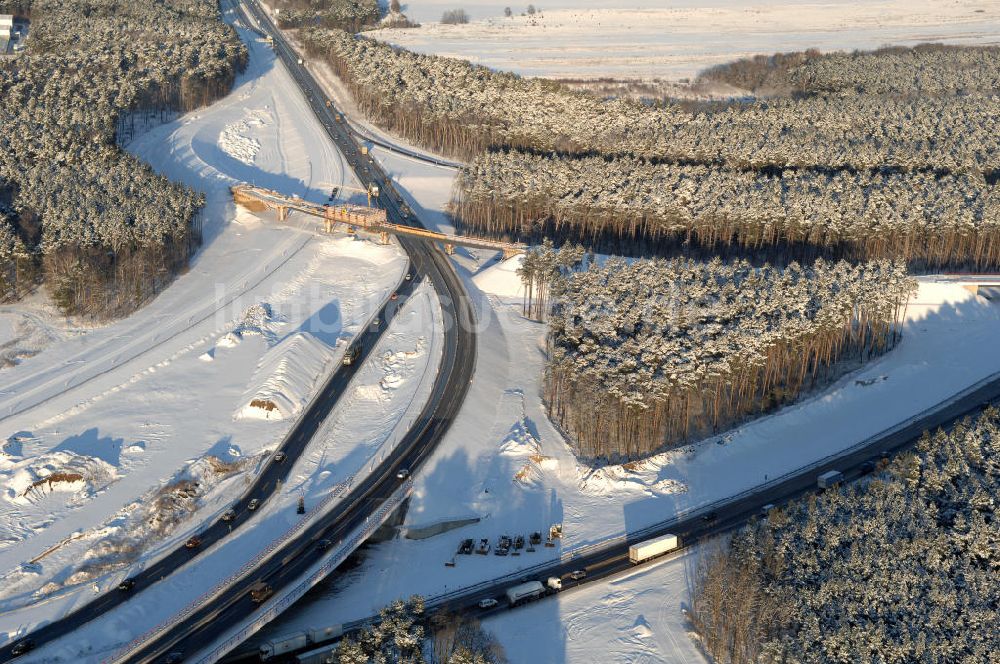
[0, 3, 422, 648]
[371, 0, 1000, 81]
[257, 136, 1000, 662]
[485, 552, 704, 664]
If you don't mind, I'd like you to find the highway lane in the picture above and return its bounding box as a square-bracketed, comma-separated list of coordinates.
[113, 1, 479, 662]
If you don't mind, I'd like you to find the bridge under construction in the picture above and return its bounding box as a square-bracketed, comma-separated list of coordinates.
[232, 184, 526, 258]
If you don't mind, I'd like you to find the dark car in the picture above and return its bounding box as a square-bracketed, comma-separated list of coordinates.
[163, 651, 185, 664]
[273, 451, 287, 462]
[701, 511, 718, 523]
[118, 578, 136, 592]
[317, 539, 332, 551]
[185, 536, 202, 549]
[11, 639, 35, 657]
[859, 460, 876, 475]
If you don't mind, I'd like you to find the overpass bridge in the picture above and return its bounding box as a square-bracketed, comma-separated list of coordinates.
[935, 274, 1000, 299]
[232, 184, 527, 259]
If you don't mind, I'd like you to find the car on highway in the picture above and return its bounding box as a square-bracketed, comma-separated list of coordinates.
[118, 578, 136, 592]
[477, 598, 498, 609]
[164, 651, 184, 664]
[372, 318, 380, 327]
[405, 272, 413, 281]
[10, 639, 35, 657]
[221, 508, 236, 522]
[342, 345, 361, 366]
[274, 451, 287, 462]
[396, 468, 410, 480]
[185, 536, 202, 549]
[569, 570, 587, 581]
[248, 498, 261, 511]
[317, 539, 332, 551]
[702, 511, 718, 522]
[390, 291, 398, 300]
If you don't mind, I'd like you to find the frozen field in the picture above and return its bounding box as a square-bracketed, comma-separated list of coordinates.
[371, 0, 1000, 81]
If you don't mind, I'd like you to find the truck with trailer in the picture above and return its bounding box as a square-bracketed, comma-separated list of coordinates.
[628, 534, 679, 564]
[505, 580, 545, 607]
[260, 625, 343, 660]
[817, 469, 844, 489]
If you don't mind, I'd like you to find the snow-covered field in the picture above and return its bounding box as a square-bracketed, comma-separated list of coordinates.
[0, 3, 421, 649]
[257, 132, 1000, 663]
[372, 0, 1000, 81]
[485, 552, 703, 664]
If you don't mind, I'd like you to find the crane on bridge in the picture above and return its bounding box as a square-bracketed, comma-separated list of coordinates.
[231, 183, 527, 259]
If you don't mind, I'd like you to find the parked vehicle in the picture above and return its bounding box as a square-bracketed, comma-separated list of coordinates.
[569, 570, 587, 581]
[249, 580, 274, 603]
[546, 577, 562, 591]
[477, 598, 498, 609]
[342, 345, 361, 366]
[458, 538, 474, 555]
[185, 536, 202, 549]
[396, 468, 410, 480]
[390, 292, 398, 301]
[476, 538, 491, 555]
[118, 578, 136, 592]
[274, 451, 287, 462]
[529, 532, 542, 545]
[505, 580, 545, 607]
[10, 639, 35, 657]
[248, 498, 261, 511]
[513, 535, 525, 550]
[221, 509, 236, 522]
[817, 470, 844, 489]
[628, 534, 679, 564]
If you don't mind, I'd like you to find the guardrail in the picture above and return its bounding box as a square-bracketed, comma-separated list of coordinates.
[195, 480, 414, 664]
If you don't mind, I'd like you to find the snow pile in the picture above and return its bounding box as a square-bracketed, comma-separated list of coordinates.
[236, 331, 336, 420]
[218, 108, 271, 165]
[21, 451, 255, 596]
[579, 454, 689, 498]
[218, 302, 282, 348]
[472, 255, 525, 300]
[1, 452, 118, 506]
[499, 418, 553, 487]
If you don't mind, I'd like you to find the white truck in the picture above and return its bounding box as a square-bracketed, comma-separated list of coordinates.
[505, 580, 545, 607]
[817, 470, 844, 489]
[628, 534, 679, 564]
[260, 625, 343, 660]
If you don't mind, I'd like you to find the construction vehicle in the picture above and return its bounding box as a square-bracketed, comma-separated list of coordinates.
[249, 580, 274, 603]
[629, 534, 679, 564]
[505, 580, 545, 607]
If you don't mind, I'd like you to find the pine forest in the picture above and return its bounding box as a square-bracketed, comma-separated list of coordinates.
[543, 258, 915, 460]
[690, 409, 1000, 663]
[0, 0, 247, 316]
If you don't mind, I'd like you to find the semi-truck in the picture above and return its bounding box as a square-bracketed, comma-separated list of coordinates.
[628, 533, 679, 564]
[505, 580, 545, 606]
[817, 470, 844, 489]
[260, 625, 343, 660]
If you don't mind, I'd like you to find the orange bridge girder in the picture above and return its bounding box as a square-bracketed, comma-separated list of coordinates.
[230, 184, 527, 258]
